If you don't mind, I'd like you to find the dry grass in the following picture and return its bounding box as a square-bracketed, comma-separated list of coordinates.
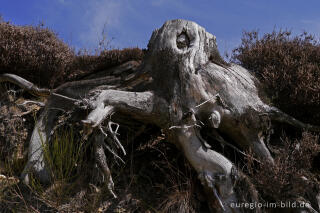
[245, 132, 320, 208]
[154, 142, 198, 213]
[0, 85, 34, 176]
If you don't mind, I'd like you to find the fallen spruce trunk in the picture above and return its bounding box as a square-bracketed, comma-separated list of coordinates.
[1, 19, 319, 213]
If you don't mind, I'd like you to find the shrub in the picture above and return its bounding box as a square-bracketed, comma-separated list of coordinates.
[246, 132, 320, 203]
[67, 48, 144, 81]
[0, 19, 145, 87]
[0, 21, 74, 87]
[232, 30, 320, 124]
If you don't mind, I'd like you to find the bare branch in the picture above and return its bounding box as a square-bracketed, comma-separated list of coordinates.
[82, 105, 115, 128]
[102, 140, 125, 164]
[13, 110, 34, 117]
[169, 124, 201, 130]
[94, 133, 117, 198]
[18, 100, 45, 107]
[268, 107, 320, 132]
[0, 73, 51, 97]
[207, 131, 262, 164]
[194, 93, 219, 109]
[108, 121, 126, 155]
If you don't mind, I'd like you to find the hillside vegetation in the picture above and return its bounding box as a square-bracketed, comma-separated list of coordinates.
[0, 19, 144, 87]
[232, 30, 320, 125]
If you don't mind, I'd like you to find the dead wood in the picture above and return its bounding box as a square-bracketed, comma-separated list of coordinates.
[1, 19, 319, 213]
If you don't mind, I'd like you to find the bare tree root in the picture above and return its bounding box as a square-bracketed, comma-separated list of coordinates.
[2, 19, 320, 213]
[0, 73, 51, 97]
[94, 133, 117, 198]
[267, 106, 320, 132]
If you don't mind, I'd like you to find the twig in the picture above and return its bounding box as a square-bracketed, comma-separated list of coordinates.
[169, 124, 201, 130]
[99, 125, 108, 138]
[13, 110, 34, 117]
[194, 93, 219, 109]
[213, 187, 225, 211]
[102, 141, 125, 164]
[108, 121, 126, 155]
[268, 106, 320, 132]
[99, 124, 125, 163]
[18, 100, 45, 107]
[51, 92, 79, 102]
[207, 131, 262, 164]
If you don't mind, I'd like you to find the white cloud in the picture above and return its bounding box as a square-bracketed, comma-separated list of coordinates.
[57, 0, 67, 4]
[78, 0, 125, 50]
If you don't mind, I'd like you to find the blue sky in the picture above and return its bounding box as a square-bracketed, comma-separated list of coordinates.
[1, 0, 320, 56]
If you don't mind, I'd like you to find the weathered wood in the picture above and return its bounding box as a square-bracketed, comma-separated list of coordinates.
[1, 19, 320, 213]
[0, 73, 51, 97]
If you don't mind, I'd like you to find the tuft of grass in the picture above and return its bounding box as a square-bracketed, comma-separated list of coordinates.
[32, 127, 88, 207]
[159, 183, 196, 213]
[43, 127, 85, 183]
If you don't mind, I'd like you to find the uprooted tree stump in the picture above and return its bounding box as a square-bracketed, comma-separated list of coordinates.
[1, 19, 320, 213]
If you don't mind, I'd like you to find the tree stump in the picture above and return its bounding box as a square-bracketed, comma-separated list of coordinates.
[1, 19, 319, 213]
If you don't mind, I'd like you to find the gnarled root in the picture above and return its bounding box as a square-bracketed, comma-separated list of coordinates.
[21, 87, 159, 189]
[94, 133, 117, 198]
[170, 126, 239, 213]
[0, 73, 51, 97]
[267, 106, 320, 132]
[21, 109, 54, 184]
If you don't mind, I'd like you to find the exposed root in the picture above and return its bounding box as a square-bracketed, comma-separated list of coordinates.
[18, 100, 45, 107]
[207, 131, 262, 164]
[172, 124, 239, 212]
[82, 103, 126, 158]
[268, 107, 320, 132]
[94, 133, 117, 198]
[82, 105, 115, 128]
[107, 121, 126, 155]
[0, 73, 80, 102]
[0, 73, 51, 97]
[99, 123, 125, 164]
[101, 138, 125, 164]
[198, 171, 227, 211]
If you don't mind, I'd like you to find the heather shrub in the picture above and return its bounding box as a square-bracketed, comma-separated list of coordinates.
[0, 21, 74, 87]
[232, 30, 320, 124]
[246, 132, 320, 204]
[0, 20, 144, 87]
[67, 48, 144, 81]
